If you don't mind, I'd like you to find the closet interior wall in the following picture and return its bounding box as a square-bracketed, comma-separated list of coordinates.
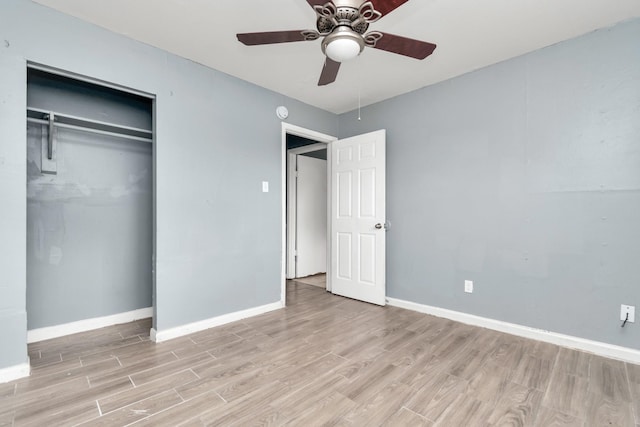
[26, 69, 153, 332]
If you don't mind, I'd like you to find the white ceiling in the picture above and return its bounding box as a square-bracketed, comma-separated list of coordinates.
[33, 0, 640, 114]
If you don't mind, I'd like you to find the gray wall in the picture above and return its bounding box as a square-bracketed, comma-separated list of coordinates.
[338, 19, 640, 349]
[300, 149, 327, 160]
[0, 0, 336, 370]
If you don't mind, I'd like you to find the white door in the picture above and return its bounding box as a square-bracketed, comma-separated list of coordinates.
[331, 130, 386, 305]
[296, 154, 327, 277]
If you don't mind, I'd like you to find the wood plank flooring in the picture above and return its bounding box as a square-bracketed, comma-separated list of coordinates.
[291, 273, 326, 289]
[1, 281, 638, 426]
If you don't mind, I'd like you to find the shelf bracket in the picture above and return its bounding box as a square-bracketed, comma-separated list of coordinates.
[41, 113, 57, 174]
[47, 112, 54, 160]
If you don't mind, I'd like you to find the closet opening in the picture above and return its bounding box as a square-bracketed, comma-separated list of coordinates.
[26, 66, 155, 342]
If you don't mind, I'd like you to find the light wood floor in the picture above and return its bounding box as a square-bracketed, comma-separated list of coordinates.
[1, 281, 639, 426]
[292, 273, 326, 289]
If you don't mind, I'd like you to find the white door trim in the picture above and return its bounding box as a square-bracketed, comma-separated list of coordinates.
[288, 143, 328, 155]
[287, 143, 328, 279]
[281, 123, 336, 304]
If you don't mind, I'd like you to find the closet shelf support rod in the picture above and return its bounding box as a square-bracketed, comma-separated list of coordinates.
[27, 117, 152, 144]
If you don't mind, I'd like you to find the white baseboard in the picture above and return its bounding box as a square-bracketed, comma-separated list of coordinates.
[0, 362, 30, 383]
[387, 297, 640, 365]
[152, 301, 284, 343]
[27, 307, 153, 343]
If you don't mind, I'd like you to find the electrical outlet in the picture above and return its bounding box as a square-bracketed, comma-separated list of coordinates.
[620, 305, 635, 323]
[464, 280, 473, 293]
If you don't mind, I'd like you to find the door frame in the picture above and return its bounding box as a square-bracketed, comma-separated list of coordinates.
[281, 123, 336, 304]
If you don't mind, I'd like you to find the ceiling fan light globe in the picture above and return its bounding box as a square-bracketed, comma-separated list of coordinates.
[325, 38, 361, 62]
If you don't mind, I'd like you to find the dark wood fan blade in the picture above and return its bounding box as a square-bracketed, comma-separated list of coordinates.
[237, 30, 308, 45]
[370, 32, 436, 59]
[370, 0, 409, 17]
[318, 58, 341, 86]
[306, 0, 327, 7]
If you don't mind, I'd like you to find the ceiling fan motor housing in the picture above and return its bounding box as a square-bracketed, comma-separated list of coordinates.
[315, 0, 374, 35]
[316, 1, 384, 61]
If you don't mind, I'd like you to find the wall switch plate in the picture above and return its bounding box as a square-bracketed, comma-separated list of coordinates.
[621, 304, 635, 323]
[262, 181, 269, 193]
[464, 280, 473, 293]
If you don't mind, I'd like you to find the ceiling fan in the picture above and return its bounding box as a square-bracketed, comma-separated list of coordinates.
[237, 0, 436, 86]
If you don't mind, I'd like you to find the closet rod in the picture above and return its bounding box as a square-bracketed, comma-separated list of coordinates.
[27, 117, 153, 144]
[26, 107, 152, 143]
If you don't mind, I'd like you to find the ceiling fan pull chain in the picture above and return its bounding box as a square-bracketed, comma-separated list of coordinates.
[358, 67, 362, 121]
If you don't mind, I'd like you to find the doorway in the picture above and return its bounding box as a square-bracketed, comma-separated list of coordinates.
[281, 124, 335, 302]
[26, 66, 155, 341]
[287, 142, 328, 283]
[281, 124, 388, 307]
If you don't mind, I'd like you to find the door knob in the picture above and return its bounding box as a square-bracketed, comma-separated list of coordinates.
[375, 223, 383, 229]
